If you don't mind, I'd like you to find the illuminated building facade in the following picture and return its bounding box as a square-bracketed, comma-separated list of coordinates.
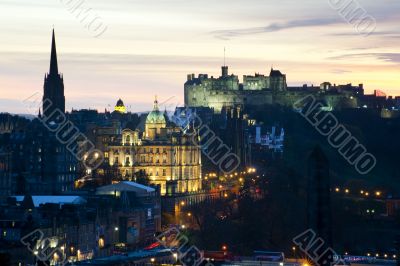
[114, 98, 127, 113]
[107, 97, 202, 195]
[184, 65, 366, 113]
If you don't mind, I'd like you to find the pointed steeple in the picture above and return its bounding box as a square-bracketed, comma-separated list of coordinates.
[43, 28, 65, 119]
[49, 29, 58, 75]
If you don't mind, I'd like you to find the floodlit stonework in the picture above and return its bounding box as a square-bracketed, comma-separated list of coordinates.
[108, 97, 202, 195]
[184, 66, 362, 113]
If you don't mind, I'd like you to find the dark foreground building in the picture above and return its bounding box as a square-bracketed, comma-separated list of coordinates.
[307, 146, 333, 248]
[42, 29, 65, 120]
[0, 182, 160, 265]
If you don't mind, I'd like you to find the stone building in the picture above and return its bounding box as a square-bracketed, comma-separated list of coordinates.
[114, 99, 127, 114]
[42, 29, 65, 120]
[0, 149, 12, 199]
[106, 97, 202, 195]
[184, 65, 364, 113]
[0, 183, 160, 264]
[0, 30, 77, 195]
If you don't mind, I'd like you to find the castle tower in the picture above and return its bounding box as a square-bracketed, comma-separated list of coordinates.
[42, 29, 65, 120]
[221, 66, 229, 77]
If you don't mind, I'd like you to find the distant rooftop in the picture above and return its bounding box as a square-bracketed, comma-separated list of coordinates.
[96, 181, 156, 196]
[12, 196, 86, 207]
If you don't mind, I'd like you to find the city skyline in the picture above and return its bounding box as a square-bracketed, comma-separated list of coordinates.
[1, 0, 400, 114]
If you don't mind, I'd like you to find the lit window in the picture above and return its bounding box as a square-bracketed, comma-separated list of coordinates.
[98, 237, 105, 248]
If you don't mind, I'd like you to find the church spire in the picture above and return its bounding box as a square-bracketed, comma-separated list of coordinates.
[49, 29, 58, 75]
[43, 28, 65, 119]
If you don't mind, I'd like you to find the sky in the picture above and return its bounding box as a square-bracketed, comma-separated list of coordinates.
[0, 0, 400, 114]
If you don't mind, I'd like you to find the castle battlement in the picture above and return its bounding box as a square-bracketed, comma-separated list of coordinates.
[183, 66, 397, 113]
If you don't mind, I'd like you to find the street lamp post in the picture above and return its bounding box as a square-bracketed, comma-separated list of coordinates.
[292, 246, 297, 262]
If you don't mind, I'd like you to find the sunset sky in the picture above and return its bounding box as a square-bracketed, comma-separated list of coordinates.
[1, 0, 400, 114]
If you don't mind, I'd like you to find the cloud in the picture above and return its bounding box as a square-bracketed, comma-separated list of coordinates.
[211, 18, 340, 39]
[330, 30, 400, 38]
[329, 53, 400, 64]
[331, 69, 352, 74]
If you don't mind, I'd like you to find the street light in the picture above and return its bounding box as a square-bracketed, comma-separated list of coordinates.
[292, 246, 296, 260]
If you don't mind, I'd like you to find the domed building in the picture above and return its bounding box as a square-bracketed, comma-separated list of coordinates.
[114, 98, 126, 113]
[106, 97, 202, 195]
[145, 96, 166, 139]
